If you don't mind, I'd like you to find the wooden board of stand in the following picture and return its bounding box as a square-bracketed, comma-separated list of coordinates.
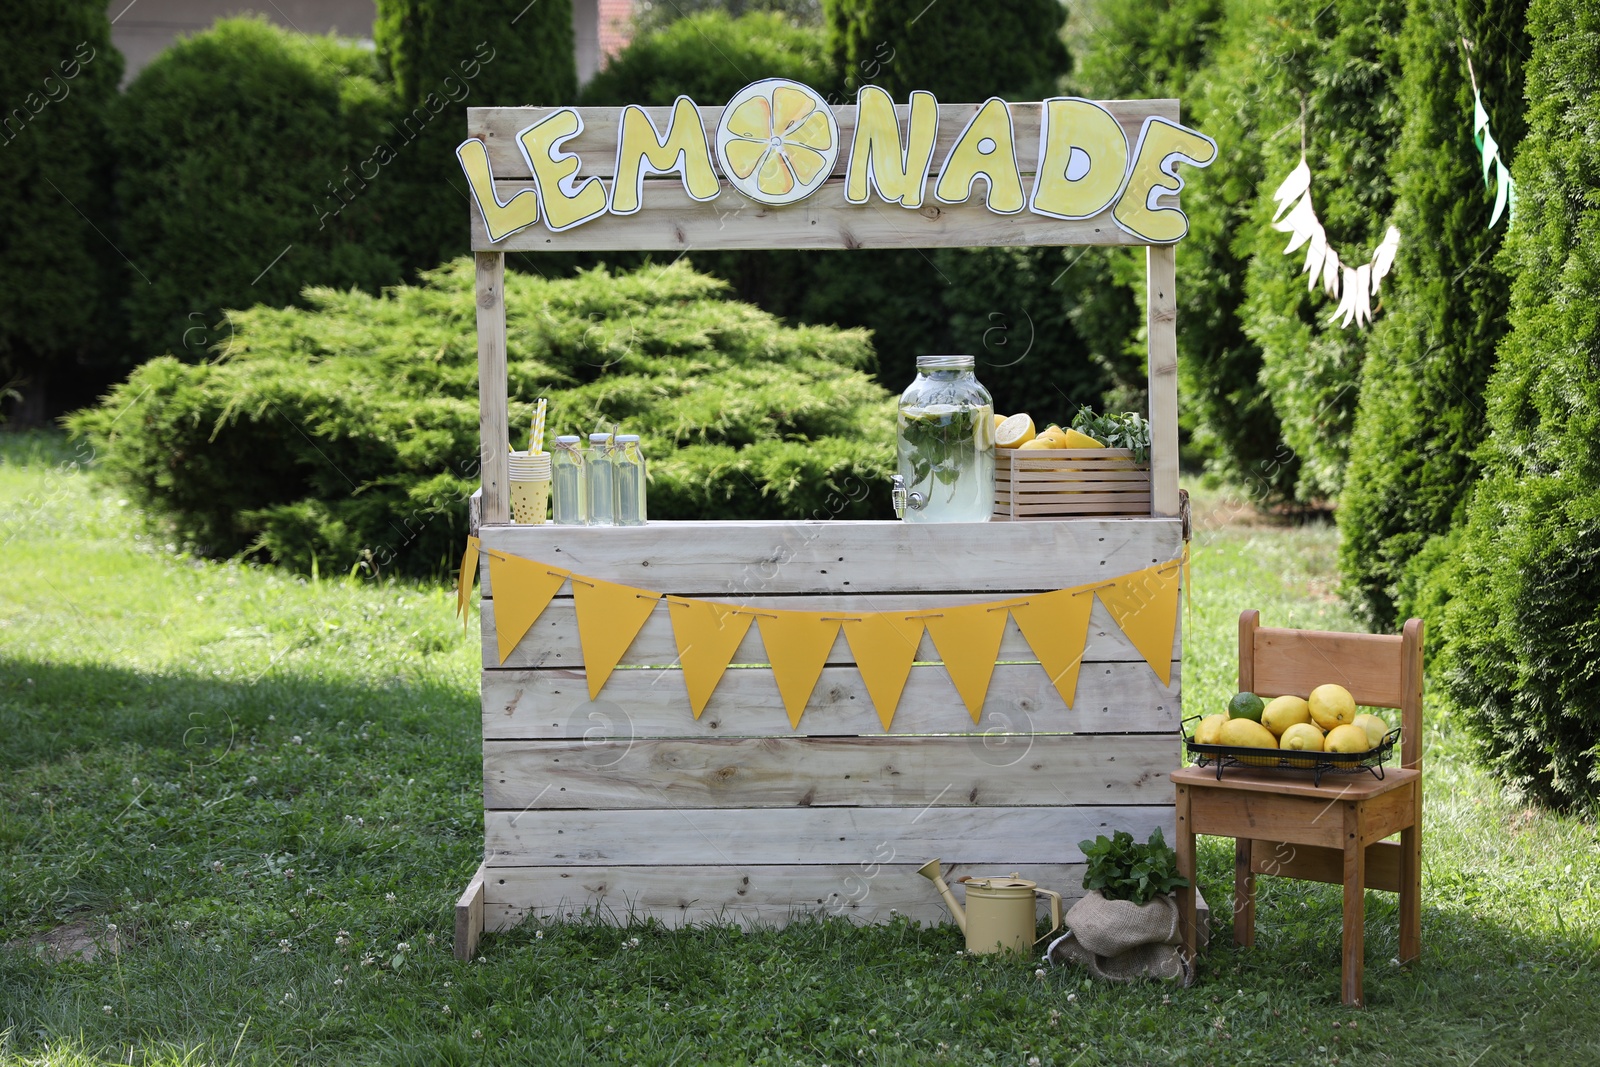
[459, 96, 1186, 957]
[466, 518, 1182, 949]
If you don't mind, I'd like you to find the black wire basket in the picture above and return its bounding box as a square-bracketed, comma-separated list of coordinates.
[1181, 715, 1402, 786]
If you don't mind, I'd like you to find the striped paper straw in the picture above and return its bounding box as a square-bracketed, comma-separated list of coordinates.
[531, 397, 547, 454]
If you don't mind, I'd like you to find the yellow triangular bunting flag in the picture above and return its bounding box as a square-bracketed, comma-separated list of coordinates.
[841, 613, 926, 731]
[573, 577, 663, 699]
[486, 552, 569, 665]
[456, 535, 481, 624]
[1009, 587, 1095, 708]
[755, 611, 842, 728]
[923, 601, 1012, 723]
[1096, 560, 1182, 687]
[667, 597, 756, 719]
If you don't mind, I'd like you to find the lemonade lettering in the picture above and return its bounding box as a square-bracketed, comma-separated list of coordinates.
[457, 80, 1216, 242]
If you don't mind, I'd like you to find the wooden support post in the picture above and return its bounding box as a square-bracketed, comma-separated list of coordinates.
[1342, 804, 1367, 1006]
[1146, 244, 1180, 518]
[1174, 782, 1198, 966]
[476, 252, 510, 525]
[454, 864, 487, 961]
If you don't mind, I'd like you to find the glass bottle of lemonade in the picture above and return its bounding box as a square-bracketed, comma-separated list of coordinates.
[895, 355, 994, 523]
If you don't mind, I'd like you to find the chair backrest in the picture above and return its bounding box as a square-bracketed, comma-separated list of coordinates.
[1238, 610, 1425, 770]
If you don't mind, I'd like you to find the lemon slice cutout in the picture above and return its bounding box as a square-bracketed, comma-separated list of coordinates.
[726, 96, 771, 141]
[773, 85, 816, 134]
[786, 110, 833, 150]
[756, 150, 796, 197]
[785, 143, 828, 184]
[716, 79, 839, 206]
[722, 139, 768, 180]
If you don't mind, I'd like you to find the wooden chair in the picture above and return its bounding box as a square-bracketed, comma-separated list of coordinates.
[1171, 610, 1424, 1006]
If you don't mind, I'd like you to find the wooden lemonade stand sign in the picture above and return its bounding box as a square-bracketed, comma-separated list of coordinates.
[453, 81, 1217, 959]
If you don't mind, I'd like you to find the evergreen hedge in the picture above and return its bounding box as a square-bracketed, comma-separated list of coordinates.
[1235, 0, 1404, 505]
[1337, 0, 1526, 628]
[0, 0, 123, 420]
[1066, 0, 1286, 493]
[113, 18, 404, 362]
[1435, 0, 1600, 808]
[581, 11, 830, 104]
[70, 261, 894, 577]
[374, 0, 576, 271]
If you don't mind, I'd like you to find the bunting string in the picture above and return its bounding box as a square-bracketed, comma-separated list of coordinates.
[1269, 156, 1401, 329]
[1463, 39, 1516, 228]
[455, 542, 1187, 731]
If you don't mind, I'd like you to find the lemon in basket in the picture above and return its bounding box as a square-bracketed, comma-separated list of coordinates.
[1353, 712, 1390, 748]
[995, 413, 1036, 449]
[1260, 695, 1311, 736]
[1193, 714, 1227, 746]
[1279, 722, 1324, 752]
[1308, 683, 1357, 730]
[1221, 717, 1279, 767]
[1325, 723, 1373, 754]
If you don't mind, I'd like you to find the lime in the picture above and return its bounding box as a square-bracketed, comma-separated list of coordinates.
[1227, 691, 1266, 722]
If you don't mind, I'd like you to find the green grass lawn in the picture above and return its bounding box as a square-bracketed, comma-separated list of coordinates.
[1, 430, 1597, 1066]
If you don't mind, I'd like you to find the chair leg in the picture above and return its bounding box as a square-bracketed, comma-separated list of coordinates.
[1342, 804, 1366, 1007]
[1233, 837, 1256, 948]
[1399, 783, 1422, 963]
[1174, 784, 1199, 966]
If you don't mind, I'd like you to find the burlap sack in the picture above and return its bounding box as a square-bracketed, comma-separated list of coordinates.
[1064, 889, 1179, 957]
[1046, 930, 1192, 985]
[1045, 890, 1190, 985]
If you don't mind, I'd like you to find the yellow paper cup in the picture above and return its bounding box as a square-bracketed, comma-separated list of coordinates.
[507, 451, 552, 524]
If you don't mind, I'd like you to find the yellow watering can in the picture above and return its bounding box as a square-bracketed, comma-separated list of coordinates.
[917, 858, 1063, 957]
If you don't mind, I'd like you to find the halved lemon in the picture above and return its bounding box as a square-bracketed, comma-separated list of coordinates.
[995, 413, 1036, 448]
[715, 79, 839, 206]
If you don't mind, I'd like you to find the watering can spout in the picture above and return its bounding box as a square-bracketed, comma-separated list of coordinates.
[916, 858, 966, 934]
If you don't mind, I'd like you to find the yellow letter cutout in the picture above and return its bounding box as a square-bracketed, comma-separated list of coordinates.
[610, 96, 721, 215]
[1029, 98, 1130, 221]
[844, 86, 938, 208]
[516, 108, 609, 233]
[456, 138, 540, 242]
[1111, 117, 1218, 243]
[934, 97, 1025, 214]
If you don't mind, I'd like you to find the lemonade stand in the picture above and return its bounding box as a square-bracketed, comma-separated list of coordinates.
[451, 81, 1214, 958]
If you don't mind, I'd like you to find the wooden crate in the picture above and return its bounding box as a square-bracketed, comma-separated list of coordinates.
[993, 448, 1152, 520]
[457, 518, 1183, 954]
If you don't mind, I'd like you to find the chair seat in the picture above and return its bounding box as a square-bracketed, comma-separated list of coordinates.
[1171, 765, 1418, 802]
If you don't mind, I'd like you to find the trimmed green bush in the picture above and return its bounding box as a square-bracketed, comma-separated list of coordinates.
[0, 0, 123, 420]
[374, 0, 576, 270]
[113, 18, 403, 362]
[1435, 0, 1600, 808]
[581, 10, 830, 104]
[1337, 0, 1527, 628]
[824, 0, 1066, 102]
[70, 261, 894, 577]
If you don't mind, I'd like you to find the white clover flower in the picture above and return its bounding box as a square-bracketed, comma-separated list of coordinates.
[1034, 968, 1046, 980]
[291, 736, 302, 745]
[278, 939, 292, 953]
[102, 1005, 113, 1015]
[385, 892, 397, 903]
[396, 942, 410, 953]
[441, 1005, 451, 1015]
[535, 930, 544, 940]
[471, 1030, 482, 1040]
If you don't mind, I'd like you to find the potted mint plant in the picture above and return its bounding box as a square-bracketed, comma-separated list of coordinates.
[1047, 828, 1192, 983]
